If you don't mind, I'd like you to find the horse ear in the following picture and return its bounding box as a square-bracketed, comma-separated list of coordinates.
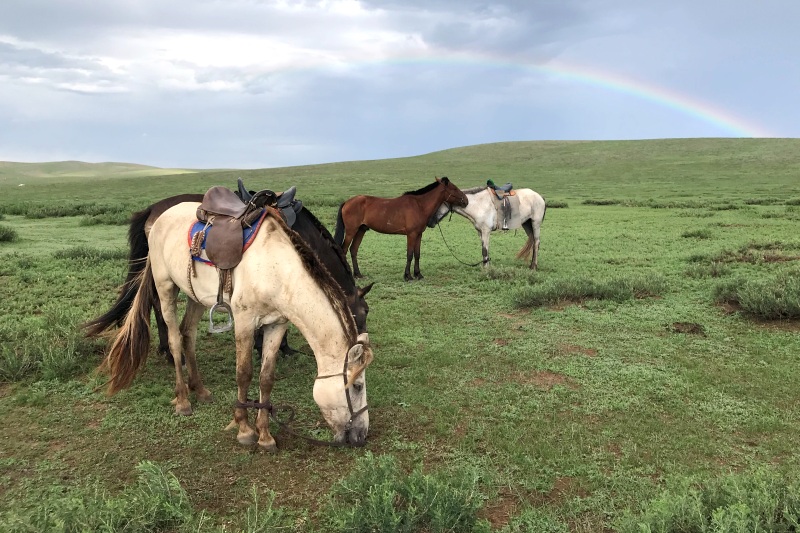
[441, 176, 449, 184]
[347, 342, 365, 363]
[435, 176, 441, 182]
[358, 282, 374, 298]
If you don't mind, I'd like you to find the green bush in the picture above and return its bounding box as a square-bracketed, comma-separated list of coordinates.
[53, 246, 128, 261]
[682, 228, 712, 239]
[0, 309, 99, 382]
[685, 261, 730, 279]
[513, 273, 667, 308]
[616, 467, 800, 533]
[582, 199, 620, 206]
[0, 461, 193, 533]
[0, 224, 18, 242]
[79, 212, 130, 226]
[547, 200, 569, 208]
[714, 269, 800, 319]
[744, 197, 783, 205]
[322, 452, 490, 533]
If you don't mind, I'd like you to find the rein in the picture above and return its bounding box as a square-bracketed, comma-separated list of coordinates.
[436, 209, 483, 267]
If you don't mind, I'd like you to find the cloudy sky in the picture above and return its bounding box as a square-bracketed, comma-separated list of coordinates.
[0, 0, 796, 168]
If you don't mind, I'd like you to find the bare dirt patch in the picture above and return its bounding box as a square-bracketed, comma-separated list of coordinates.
[480, 487, 521, 529]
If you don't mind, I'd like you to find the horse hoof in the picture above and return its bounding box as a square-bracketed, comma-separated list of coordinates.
[258, 439, 278, 453]
[174, 403, 193, 416]
[237, 430, 257, 446]
[415, 274, 424, 280]
[196, 389, 213, 403]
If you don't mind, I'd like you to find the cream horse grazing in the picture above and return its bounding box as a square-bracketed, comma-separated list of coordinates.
[100, 202, 372, 450]
[433, 186, 547, 269]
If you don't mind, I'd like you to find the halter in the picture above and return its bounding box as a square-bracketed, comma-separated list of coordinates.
[315, 341, 369, 431]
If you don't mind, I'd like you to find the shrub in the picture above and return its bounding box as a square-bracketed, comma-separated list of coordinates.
[0, 309, 99, 382]
[616, 467, 800, 533]
[322, 452, 490, 533]
[0, 224, 18, 242]
[546, 200, 569, 208]
[685, 261, 730, 279]
[53, 246, 128, 261]
[681, 228, 712, 239]
[0, 461, 193, 532]
[582, 199, 620, 206]
[744, 197, 782, 205]
[513, 272, 667, 308]
[79, 212, 130, 226]
[714, 269, 800, 319]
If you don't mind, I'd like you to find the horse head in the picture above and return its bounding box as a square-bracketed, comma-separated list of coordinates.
[350, 282, 374, 334]
[437, 176, 469, 208]
[314, 332, 372, 446]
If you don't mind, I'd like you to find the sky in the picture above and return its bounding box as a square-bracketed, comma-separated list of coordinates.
[0, 0, 797, 169]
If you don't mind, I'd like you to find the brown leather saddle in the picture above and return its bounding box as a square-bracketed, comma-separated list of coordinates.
[191, 182, 297, 333]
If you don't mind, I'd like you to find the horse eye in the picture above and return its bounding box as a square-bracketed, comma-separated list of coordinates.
[353, 382, 363, 393]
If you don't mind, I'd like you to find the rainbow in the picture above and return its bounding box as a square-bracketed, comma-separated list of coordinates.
[348, 54, 778, 138]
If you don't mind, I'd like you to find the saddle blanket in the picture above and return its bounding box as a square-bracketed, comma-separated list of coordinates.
[187, 209, 268, 266]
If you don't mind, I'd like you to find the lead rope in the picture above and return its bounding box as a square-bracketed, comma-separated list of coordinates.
[436, 215, 483, 267]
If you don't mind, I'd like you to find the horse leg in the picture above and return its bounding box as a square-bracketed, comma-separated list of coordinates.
[413, 232, 424, 280]
[404, 233, 414, 281]
[520, 219, 539, 270]
[478, 227, 491, 266]
[350, 226, 368, 278]
[151, 285, 174, 364]
[233, 321, 258, 445]
[158, 283, 193, 415]
[254, 322, 288, 452]
[180, 299, 212, 403]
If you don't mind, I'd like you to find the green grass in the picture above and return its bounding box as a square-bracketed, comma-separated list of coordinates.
[1, 138, 800, 531]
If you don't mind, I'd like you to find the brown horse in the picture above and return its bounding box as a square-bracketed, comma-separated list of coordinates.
[334, 177, 468, 281]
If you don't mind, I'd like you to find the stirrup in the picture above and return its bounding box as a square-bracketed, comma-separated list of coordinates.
[208, 301, 233, 333]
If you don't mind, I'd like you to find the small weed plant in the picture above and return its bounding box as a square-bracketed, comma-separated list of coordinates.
[714, 268, 800, 319]
[513, 272, 667, 308]
[322, 452, 490, 533]
[616, 467, 800, 533]
[0, 224, 18, 242]
[0, 461, 193, 533]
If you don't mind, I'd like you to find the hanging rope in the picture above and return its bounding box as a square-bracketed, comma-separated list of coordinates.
[435, 215, 483, 267]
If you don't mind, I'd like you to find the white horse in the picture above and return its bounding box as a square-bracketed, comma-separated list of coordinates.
[100, 202, 372, 451]
[433, 186, 546, 269]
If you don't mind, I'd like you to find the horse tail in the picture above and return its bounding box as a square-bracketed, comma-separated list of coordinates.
[83, 207, 152, 337]
[99, 257, 155, 395]
[516, 219, 534, 260]
[333, 202, 346, 246]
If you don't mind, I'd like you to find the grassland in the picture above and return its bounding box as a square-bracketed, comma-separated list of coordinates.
[1, 138, 799, 532]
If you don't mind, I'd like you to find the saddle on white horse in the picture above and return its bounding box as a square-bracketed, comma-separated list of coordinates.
[486, 181, 516, 230]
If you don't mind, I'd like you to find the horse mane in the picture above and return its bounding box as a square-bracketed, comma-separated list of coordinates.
[403, 177, 448, 196]
[299, 206, 355, 279]
[462, 185, 487, 195]
[268, 209, 357, 344]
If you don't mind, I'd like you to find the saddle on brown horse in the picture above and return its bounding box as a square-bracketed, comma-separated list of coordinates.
[191, 182, 298, 333]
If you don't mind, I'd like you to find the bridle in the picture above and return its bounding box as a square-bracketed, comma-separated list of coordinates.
[235, 341, 368, 447]
[315, 342, 369, 433]
[443, 185, 466, 206]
